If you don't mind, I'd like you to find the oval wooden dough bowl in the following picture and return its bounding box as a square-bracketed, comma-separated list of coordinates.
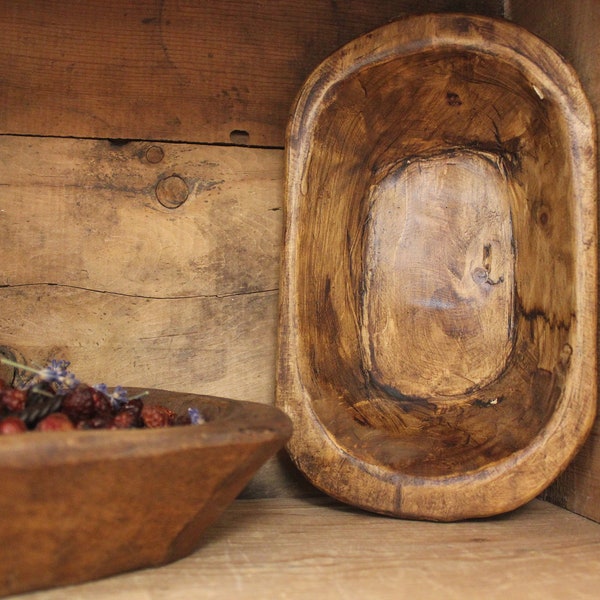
[277, 14, 597, 521]
[0, 390, 291, 597]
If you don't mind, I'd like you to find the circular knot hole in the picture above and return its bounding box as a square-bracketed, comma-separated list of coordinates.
[156, 175, 189, 209]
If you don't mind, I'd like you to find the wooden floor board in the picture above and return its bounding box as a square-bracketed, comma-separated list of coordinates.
[13, 497, 600, 599]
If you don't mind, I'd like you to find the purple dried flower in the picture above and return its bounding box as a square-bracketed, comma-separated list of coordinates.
[50, 359, 71, 372]
[93, 383, 129, 408]
[58, 370, 80, 390]
[37, 359, 80, 391]
[37, 366, 62, 384]
[38, 359, 69, 382]
[110, 385, 129, 407]
[1, 357, 79, 390]
[188, 407, 205, 425]
[93, 383, 109, 395]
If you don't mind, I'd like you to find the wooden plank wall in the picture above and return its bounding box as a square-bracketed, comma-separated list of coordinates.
[0, 137, 283, 401]
[0, 0, 504, 147]
[0, 0, 506, 498]
[10, 0, 599, 513]
[507, 0, 600, 524]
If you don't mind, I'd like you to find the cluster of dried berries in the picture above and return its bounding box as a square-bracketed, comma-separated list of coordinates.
[0, 359, 204, 434]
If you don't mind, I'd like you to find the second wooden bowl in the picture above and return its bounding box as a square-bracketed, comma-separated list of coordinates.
[0, 390, 292, 596]
[277, 14, 597, 521]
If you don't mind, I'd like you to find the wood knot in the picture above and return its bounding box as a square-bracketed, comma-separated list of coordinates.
[145, 145, 164, 164]
[155, 175, 189, 209]
[446, 91, 462, 106]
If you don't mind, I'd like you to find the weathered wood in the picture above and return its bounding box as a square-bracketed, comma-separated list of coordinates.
[508, 0, 600, 524]
[3, 1, 599, 518]
[277, 14, 597, 520]
[0, 0, 504, 146]
[0, 390, 291, 597]
[9, 497, 600, 600]
[0, 287, 278, 400]
[0, 136, 283, 404]
[362, 152, 515, 397]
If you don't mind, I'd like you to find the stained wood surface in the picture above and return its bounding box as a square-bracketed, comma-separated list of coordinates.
[278, 13, 597, 520]
[0, 0, 504, 146]
[9, 497, 600, 600]
[0, 391, 292, 597]
[0, 136, 283, 403]
[508, 0, 600, 525]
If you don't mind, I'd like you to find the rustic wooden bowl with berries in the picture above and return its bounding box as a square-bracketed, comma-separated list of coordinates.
[0, 362, 292, 597]
[277, 14, 597, 521]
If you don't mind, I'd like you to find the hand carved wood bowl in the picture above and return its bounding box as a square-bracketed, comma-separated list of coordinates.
[277, 14, 597, 521]
[0, 390, 291, 597]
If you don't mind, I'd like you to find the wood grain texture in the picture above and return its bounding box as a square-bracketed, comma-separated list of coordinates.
[0, 0, 504, 146]
[9, 497, 600, 600]
[3, 0, 599, 518]
[508, 0, 600, 524]
[277, 13, 597, 520]
[0, 136, 283, 403]
[362, 152, 515, 397]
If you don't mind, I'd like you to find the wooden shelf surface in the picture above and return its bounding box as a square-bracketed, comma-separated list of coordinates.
[14, 496, 600, 599]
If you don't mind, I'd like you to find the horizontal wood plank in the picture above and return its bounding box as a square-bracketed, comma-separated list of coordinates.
[0, 0, 504, 146]
[0, 136, 283, 297]
[0, 136, 283, 400]
[0, 285, 279, 402]
[10, 497, 600, 599]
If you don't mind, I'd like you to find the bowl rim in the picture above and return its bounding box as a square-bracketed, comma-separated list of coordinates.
[0, 390, 292, 467]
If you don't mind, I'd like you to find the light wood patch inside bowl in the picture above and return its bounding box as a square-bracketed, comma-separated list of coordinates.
[362, 151, 515, 398]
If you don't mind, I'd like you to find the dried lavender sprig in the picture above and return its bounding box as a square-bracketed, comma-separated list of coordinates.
[188, 407, 205, 425]
[0, 357, 79, 391]
[92, 384, 148, 409]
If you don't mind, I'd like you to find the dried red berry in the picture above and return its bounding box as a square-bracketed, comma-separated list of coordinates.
[60, 385, 95, 422]
[36, 412, 75, 432]
[116, 398, 143, 427]
[1, 388, 26, 412]
[76, 416, 113, 430]
[91, 388, 113, 417]
[0, 416, 27, 434]
[112, 410, 137, 429]
[141, 405, 175, 428]
[125, 397, 144, 415]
